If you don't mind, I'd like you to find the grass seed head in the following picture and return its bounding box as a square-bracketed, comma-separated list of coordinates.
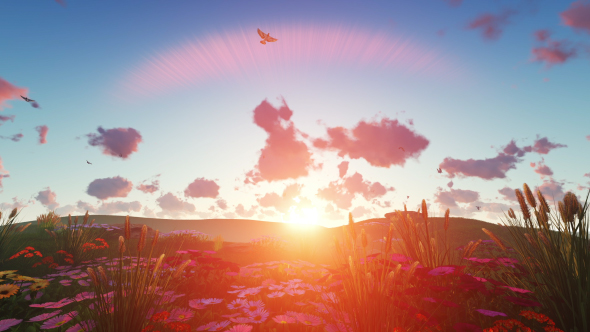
[172, 259, 191, 279]
[444, 208, 450, 231]
[523, 183, 537, 209]
[508, 208, 516, 220]
[87, 267, 100, 286]
[482, 228, 507, 251]
[558, 201, 571, 224]
[153, 254, 165, 276]
[151, 230, 159, 247]
[524, 233, 540, 252]
[516, 188, 531, 221]
[537, 189, 551, 213]
[124, 216, 131, 240]
[137, 225, 147, 252]
[348, 212, 357, 245]
[465, 239, 482, 258]
[9, 208, 17, 220]
[118, 236, 126, 254]
[537, 231, 551, 248]
[405, 261, 419, 284]
[421, 199, 428, 222]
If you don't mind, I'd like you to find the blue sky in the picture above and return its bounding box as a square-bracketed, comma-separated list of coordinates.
[1, 0, 589, 231]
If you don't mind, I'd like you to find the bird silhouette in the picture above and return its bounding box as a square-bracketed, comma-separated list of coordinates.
[399, 147, 405, 152]
[86, 160, 92, 165]
[476, 206, 481, 210]
[20, 96, 35, 102]
[257, 28, 278, 44]
[437, 168, 442, 173]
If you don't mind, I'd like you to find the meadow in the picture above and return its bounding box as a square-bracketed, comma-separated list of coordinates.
[0, 182, 588, 332]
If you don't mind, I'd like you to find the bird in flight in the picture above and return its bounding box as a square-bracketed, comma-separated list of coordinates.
[21, 96, 35, 102]
[437, 168, 442, 173]
[399, 147, 405, 152]
[258, 28, 278, 44]
[476, 206, 481, 210]
[86, 160, 92, 165]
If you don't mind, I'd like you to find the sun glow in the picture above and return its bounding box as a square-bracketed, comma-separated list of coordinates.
[281, 197, 319, 226]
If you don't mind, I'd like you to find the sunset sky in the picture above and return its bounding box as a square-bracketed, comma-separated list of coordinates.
[1, 0, 589, 231]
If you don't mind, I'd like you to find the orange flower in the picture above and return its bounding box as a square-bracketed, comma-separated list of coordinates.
[34, 251, 43, 257]
[24, 246, 35, 251]
[24, 253, 34, 258]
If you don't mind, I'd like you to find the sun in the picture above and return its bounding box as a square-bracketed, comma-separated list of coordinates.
[281, 197, 319, 226]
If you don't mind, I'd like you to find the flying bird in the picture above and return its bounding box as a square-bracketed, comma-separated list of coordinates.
[399, 147, 405, 152]
[86, 160, 92, 165]
[258, 28, 278, 44]
[476, 206, 481, 210]
[437, 168, 442, 173]
[21, 96, 35, 102]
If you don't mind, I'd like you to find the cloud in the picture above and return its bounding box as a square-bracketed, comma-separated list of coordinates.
[184, 177, 220, 199]
[313, 117, 429, 168]
[0, 115, 15, 126]
[96, 201, 142, 215]
[0, 133, 23, 142]
[440, 137, 566, 180]
[351, 205, 373, 219]
[338, 161, 349, 178]
[85, 126, 143, 158]
[55, 0, 66, 7]
[530, 158, 553, 179]
[343, 172, 394, 200]
[35, 188, 59, 210]
[136, 174, 161, 194]
[257, 183, 303, 213]
[560, 1, 590, 34]
[0, 196, 31, 215]
[466, 9, 517, 41]
[0, 76, 28, 111]
[443, 0, 462, 7]
[447, 181, 454, 188]
[0, 157, 10, 192]
[87, 176, 134, 200]
[156, 192, 196, 217]
[323, 203, 345, 220]
[245, 98, 319, 184]
[216, 199, 228, 210]
[534, 29, 551, 42]
[35, 125, 48, 144]
[531, 40, 577, 68]
[235, 204, 257, 218]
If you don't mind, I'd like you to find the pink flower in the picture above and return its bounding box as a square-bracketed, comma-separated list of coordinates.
[27, 310, 62, 322]
[225, 325, 253, 332]
[0, 318, 23, 332]
[40, 311, 77, 329]
[272, 315, 296, 324]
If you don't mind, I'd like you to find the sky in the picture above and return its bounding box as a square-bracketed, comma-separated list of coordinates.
[1, 0, 589, 232]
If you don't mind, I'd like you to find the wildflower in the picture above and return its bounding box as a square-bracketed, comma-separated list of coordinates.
[225, 325, 253, 332]
[296, 313, 323, 326]
[27, 310, 62, 322]
[40, 311, 77, 329]
[272, 315, 297, 324]
[0, 284, 19, 299]
[247, 308, 269, 323]
[241, 300, 264, 315]
[169, 308, 194, 322]
[0, 318, 23, 331]
[0, 270, 17, 277]
[65, 320, 96, 332]
[29, 279, 50, 291]
[207, 320, 231, 331]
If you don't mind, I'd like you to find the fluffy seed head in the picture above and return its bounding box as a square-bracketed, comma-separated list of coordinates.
[9, 208, 17, 219]
[172, 260, 191, 279]
[482, 228, 507, 251]
[421, 199, 428, 222]
[538, 231, 551, 248]
[523, 184, 537, 209]
[444, 208, 450, 231]
[82, 211, 89, 226]
[524, 233, 540, 252]
[87, 268, 100, 286]
[465, 239, 482, 259]
[97, 266, 107, 284]
[405, 261, 419, 284]
[516, 189, 531, 221]
[508, 208, 516, 220]
[537, 189, 550, 214]
[137, 225, 147, 252]
[558, 201, 571, 224]
[348, 212, 357, 245]
[153, 254, 165, 276]
[462, 241, 474, 258]
[151, 230, 160, 247]
[118, 236, 126, 254]
[124, 216, 131, 240]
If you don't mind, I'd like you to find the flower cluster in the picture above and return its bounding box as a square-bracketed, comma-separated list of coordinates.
[82, 238, 109, 252]
[485, 310, 564, 332]
[8, 246, 42, 260]
[141, 311, 191, 332]
[32, 256, 59, 269]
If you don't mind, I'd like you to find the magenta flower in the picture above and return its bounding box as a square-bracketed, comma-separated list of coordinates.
[225, 325, 253, 332]
[272, 315, 297, 324]
[0, 318, 23, 332]
[296, 313, 323, 326]
[247, 308, 269, 323]
[207, 320, 231, 331]
[475, 309, 507, 317]
[40, 311, 77, 329]
[65, 320, 96, 332]
[241, 300, 264, 315]
[266, 291, 285, 298]
[169, 308, 194, 322]
[229, 316, 254, 324]
[27, 310, 62, 322]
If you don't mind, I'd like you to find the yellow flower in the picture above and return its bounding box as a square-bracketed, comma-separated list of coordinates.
[0, 283, 20, 299]
[4, 274, 19, 279]
[29, 280, 50, 291]
[0, 270, 18, 277]
[11, 275, 35, 281]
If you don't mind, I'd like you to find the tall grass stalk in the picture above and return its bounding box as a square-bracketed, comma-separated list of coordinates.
[0, 208, 30, 265]
[482, 183, 589, 332]
[81, 216, 190, 332]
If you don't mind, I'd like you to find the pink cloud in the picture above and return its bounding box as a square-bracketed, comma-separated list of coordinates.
[86, 126, 143, 158]
[543, 77, 550, 82]
[529, 136, 567, 154]
[337, 161, 349, 178]
[184, 178, 220, 198]
[35, 125, 48, 144]
[257, 183, 303, 213]
[0, 157, 10, 192]
[35, 188, 59, 210]
[136, 182, 159, 194]
[0, 196, 31, 212]
[118, 23, 458, 99]
[466, 10, 517, 41]
[96, 201, 142, 215]
[532, 40, 577, 68]
[0, 115, 15, 126]
[235, 204, 257, 218]
[55, 0, 66, 7]
[531, 158, 553, 178]
[0, 77, 28, 111]
[437, 29, 446, 37]
[86, 176, 133, 200]
[317, 182, 356, 210]
[156, 192, 196, 216]
[0, 133, 23, 142]
[343, 172, 393, 200]
[351, 206, 372, 219]
[534, 29, 551, 42]
[560, 1, 590, 34]
[216, 199, 228, 210]
[447, 181, 454, 188]
[313, 117, 429, 168]
[244, 99, 319, 184]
